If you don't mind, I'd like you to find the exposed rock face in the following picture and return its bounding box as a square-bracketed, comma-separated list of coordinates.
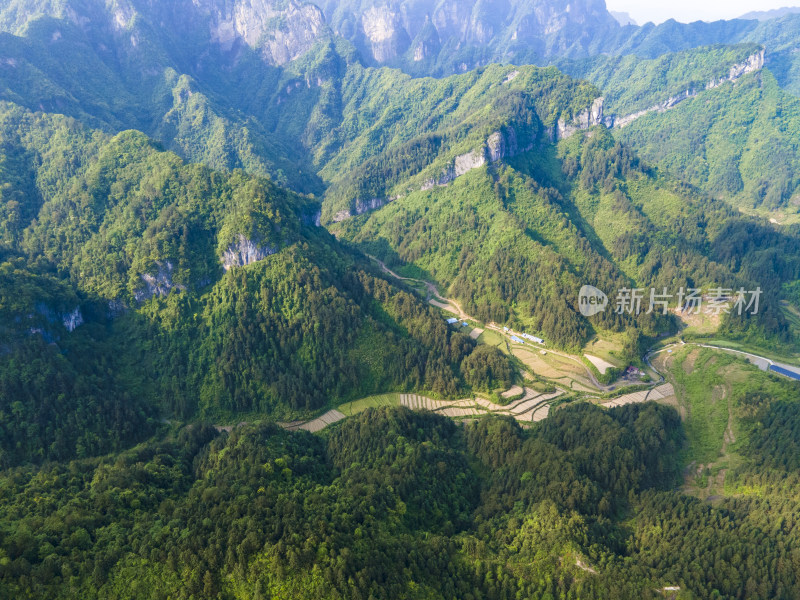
[335, 128, 522, 221]
[221, 234, 275, 269]
[194, 0, 326, 65]
[716, 49, 765, 87]
[361, 5, 410, 62]
[355, 196, 396, 215]
[332, 196, 398, 223]
[611, 91, 696, 129]
[422, 129, 517, 189]
[135, 261, 185, 302]
[555, 97, 605, 139]
[34, 303, 85, 332]
[454, 149, 486, 176]
[317, 0, 620, 69]
[486, 130, 511, 162]
[412, 18, 441, 62]
[331, 127, 522, 221]
[62, 307, 84, 332]
[609, 50, 766, 129]
[554, 50, 766, 135]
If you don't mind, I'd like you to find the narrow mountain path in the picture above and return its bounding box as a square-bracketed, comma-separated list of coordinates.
[367, 255, 474, 321]
[368, 254, 614, 389]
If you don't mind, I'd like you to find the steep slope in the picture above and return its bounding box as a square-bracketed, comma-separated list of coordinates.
[4, 394, 800, 599]
[315, 0, 621, 72]
[0, 102, 510, 465]
[0, 0, 327, 192]
[573, 47, 800, 212]
[330, 123, 800, 352]
[309, 62, 600, 222]
[560, 44, 765, 119]
[0, 256, 157, 466]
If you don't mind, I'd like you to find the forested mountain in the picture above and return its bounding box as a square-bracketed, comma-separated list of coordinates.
[0, 100, 517, 467]
[4, 396, 800, 599]
[0, 0, 795, 425]
[613, 66, 800, 211]
[0, 0, 795, 427]
[1, 1, 800, 598]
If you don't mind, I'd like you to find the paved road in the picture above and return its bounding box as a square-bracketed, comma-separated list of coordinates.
[368, 255, 800, 390]
[647, 342, 800, 381]
[368, 254, 617, 392]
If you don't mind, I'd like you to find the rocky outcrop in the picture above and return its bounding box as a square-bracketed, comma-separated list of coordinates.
[317, 0, 620, 69]
[422, 128, 518, 190]
[221, 234, 276, 269]
[555, 97, 605, 139]
[709, 49, 765, 89]
[332, 128, 522, 221]
[34, 303, 85, 332]
[195, 0, 326, 65]
[356, 196, 395, 215]
[610, 90, 697, 128]
[135, 261, 185, 302]
[62, 307, 84, 332]
[422, 150, 481, 189]
[411, 18, 441, 62]
[609, 50, 765, 129]
[361, 6, 411, 62]
[332, 196, 399, 223]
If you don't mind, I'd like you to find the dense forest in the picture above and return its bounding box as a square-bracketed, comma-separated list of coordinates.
[0, 106, 515, 467]
[335, 126, 800, 351]
[0, 404, 679, 599]
[1, 400, 800, 599]
[1, 2, 800, 599]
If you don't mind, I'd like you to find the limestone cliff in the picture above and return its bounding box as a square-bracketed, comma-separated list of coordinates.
[555, 97, 605, 139]
[194, 0, 326, 65]
[221, 234, 276, 269]
[134, 261, 185, 302]
[609, 49, 766, 129]
[420, 129, 517, 189]
[316, 0, 621, 70]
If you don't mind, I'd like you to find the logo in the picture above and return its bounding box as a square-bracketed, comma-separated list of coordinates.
[578, 285, 608, 317]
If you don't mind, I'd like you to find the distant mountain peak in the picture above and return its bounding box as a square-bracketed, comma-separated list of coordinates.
[609, 10, 637, 26]
[739, 6, 800, 21]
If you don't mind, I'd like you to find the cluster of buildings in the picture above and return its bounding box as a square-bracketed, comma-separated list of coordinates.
[504, 327, 544, 345]
[446, 318, 471, 328]
[445, 318, 545, 346]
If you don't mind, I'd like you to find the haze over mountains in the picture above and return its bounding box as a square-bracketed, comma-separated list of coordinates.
[1, 0, 800, 598]
[740, 6, 800, 21]
[0, 0, 797, 461]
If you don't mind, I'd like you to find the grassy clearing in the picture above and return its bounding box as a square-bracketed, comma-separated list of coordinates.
[582, 334, 626, 367]
[675, 309, 723, 336]
[671, 348, 741, 465]
[477, 329, 509, 354]
[781, 301, 800, 339]
[337, 394, 401, 417]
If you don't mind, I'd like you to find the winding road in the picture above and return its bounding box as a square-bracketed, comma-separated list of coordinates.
[368, 255, 614, 391]
[646, 342, 800, 381]
[367, 255, 474, 320]
[370, 255, 800, 388]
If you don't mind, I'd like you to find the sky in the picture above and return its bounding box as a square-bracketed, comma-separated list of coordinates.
[605, 0, 800, 24]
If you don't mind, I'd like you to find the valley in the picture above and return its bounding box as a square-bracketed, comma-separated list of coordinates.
[1, 0, 800, 598]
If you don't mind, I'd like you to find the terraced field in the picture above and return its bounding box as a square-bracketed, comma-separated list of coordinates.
[281, 386, 568, 433]
[283, 410, 346, 433]
[603, 384, 676, 408]
[337, 394, 401, 416]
